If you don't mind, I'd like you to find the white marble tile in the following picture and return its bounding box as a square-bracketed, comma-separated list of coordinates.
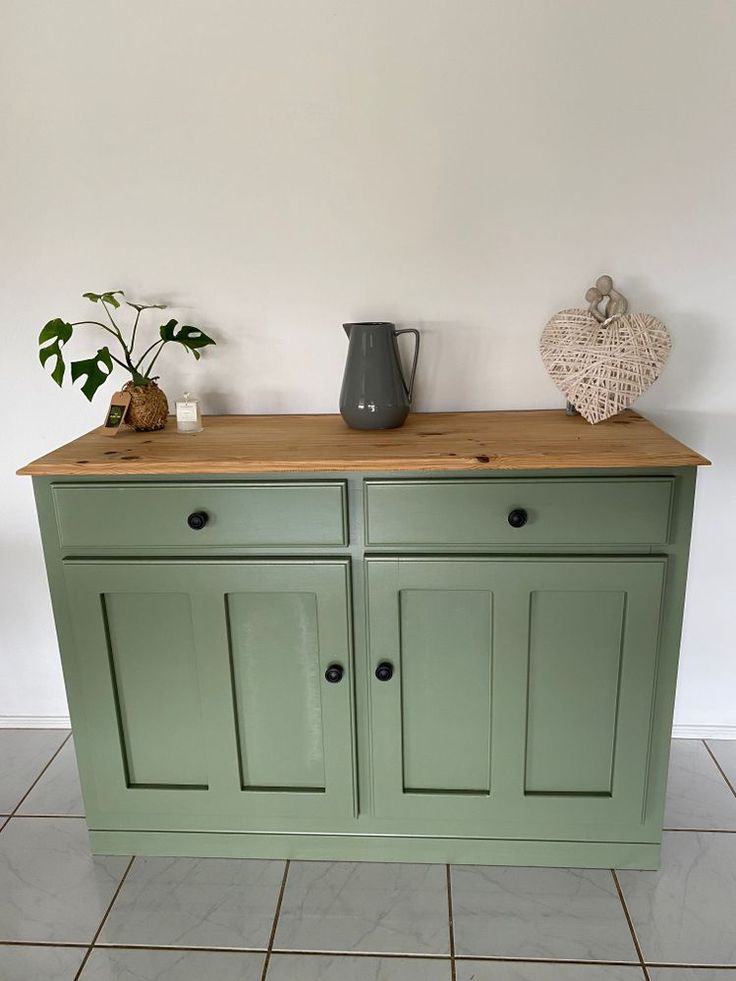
[617, 831, 736, 965]
[274, 861, 450, 955]
[451, 865, 637, 961]
[0, 944, 87, 980]
[99, 855, 284, 949]
[705, 740, 736, 792]
[0, 817, 129, 942]
[456, 964, 645, 981]
[664, 741, 736, 829]
[266, 953, 452, 980]
[649, 972, 736, 981]
[79, 947, 264, 980]
[0, 730, 69, 812]
[17, 738, 85, 816]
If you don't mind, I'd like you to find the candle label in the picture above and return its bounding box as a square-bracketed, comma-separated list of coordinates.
[177, 403, 198, 422]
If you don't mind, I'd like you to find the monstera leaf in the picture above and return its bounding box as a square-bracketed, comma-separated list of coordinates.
[39, 318, 74, 386]
[70, 347, 114, 401]
[159, 319, 215, 360]
[82, 290, 124, 309]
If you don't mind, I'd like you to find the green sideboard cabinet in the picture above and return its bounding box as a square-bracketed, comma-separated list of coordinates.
[20, 410, 709, 868]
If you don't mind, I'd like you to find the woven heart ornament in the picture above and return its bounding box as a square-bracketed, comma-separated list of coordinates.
[540, 308, 671, 424]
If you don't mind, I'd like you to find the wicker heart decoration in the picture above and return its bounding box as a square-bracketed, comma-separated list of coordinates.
[540, 307, 671, 424]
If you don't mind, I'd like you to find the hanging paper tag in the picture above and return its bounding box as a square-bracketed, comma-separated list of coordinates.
[100, 391, 132, 437]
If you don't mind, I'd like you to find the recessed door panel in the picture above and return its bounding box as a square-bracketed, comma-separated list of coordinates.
[525, 590, 625, 795]
[103, 592, 207, 789]
[227, 591, 326, 791]
[399, 589, 492, 794]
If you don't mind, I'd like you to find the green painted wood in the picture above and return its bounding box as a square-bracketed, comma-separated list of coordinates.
[365, 477, 673, 546]
[635, 466, 697, 833]
[366, 556, 666, 839]
[525, 589, 626, 794]
[28, 466, 698, 868]
[228, 591, 326, 790]
[53, 481, 348, 549]
[399, 589, 493, 793]
[61, 559, 356, 828]
[88, 828, 661, 869]
[103, 591, 208, 788]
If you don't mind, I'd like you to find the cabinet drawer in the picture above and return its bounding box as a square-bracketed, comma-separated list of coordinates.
[53, 481, 348, 550]
[365, 478, 673, 547]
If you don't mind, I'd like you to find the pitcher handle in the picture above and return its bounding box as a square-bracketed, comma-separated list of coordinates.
[394, 328, 421, 403]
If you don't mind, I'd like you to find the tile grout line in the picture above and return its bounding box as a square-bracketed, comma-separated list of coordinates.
[452, 955, 644, 966]
[644, 962, 736, 970]
[72, 854, 136, 981]
[611, 868, 650, 981]
[7, 939, 728, 969]
[703, 739, 736, 799]
[1, 731, 73, 828]
[260, 859, 290, 981]
[446, 864, 457, 981]
[91, 944, 453, 960]
[0, 940, 654, 963]
[0, 941, 89, 948]
[72, 942, 269, 953]
[663, 827, 736, 833]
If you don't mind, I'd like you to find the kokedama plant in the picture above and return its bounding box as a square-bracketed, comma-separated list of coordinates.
[39, 290, 216, 430]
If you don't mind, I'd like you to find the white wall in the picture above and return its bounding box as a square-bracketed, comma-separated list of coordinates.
[1, 0, 734, 731]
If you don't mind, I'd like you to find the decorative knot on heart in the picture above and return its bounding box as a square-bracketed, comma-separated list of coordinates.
[540, 275, 672, 424]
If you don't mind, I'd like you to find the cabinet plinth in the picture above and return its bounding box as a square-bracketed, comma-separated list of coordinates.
[25, 412, 706, 868]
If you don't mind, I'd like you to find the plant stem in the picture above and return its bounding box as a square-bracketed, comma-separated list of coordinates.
[129, 308, 142, 354]
[143, 340, 167, 378]
[100, 299, 125, 342]
[134, 338, 162, 371]
[71, 320, 119, 339]
[108, 352, 129, 370]
[101, 299, 138, 374]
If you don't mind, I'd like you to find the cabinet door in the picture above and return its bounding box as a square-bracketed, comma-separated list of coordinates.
[63, 560, 355, 830]
[366, 556, 666, 840]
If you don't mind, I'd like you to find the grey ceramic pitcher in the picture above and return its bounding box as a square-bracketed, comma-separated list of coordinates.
[339, 322, 420, 430]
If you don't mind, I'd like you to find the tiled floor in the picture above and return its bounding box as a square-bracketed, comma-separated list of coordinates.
[1, 733, 736, 980]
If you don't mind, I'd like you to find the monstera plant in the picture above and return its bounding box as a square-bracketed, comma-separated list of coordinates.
[39, 290, 216, 430]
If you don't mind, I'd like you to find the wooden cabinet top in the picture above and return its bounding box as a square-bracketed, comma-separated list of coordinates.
[18, 409, 709, 476]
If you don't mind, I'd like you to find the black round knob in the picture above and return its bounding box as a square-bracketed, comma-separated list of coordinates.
[507, 508, 528, 529]
[375, 661, 394, 682]
[187, 511, 209, 531]
[324, 663, 344, 684]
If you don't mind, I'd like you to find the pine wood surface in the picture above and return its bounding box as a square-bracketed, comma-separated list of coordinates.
[18, 409, 709, 476]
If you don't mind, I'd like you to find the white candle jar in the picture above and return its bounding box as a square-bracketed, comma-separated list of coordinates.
[175, 393, 203, 434]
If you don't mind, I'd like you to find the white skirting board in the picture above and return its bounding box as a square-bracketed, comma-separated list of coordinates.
[0, 716, 735, 739]
[671, 724, 736, 740]
[0, 716, 72, 729]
